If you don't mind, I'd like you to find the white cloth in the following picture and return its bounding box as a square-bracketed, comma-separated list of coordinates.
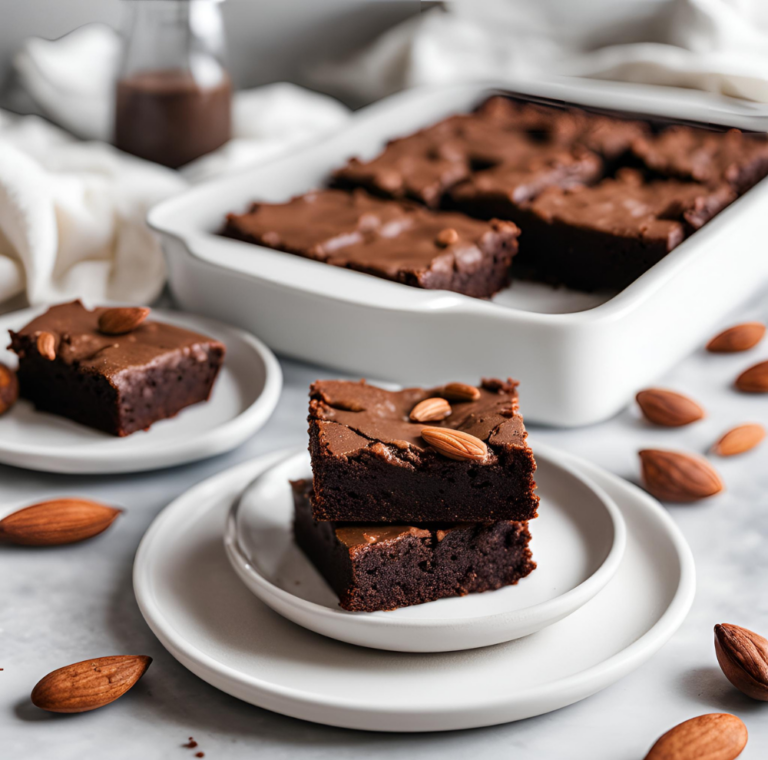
[314, 0, 768, 106]
[2, 25, 350, 308]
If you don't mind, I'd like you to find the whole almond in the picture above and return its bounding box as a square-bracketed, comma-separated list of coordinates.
[713, 424, 766, 457]
[644, 713, 747, 760]
[0, 362, 19, 416]
[435, 228, 459, 247]
[707, 322, 766, 352]
[636, 388, 704, 427]
[421, 427, 487, 462]
[715, 623, 768, 701]
[31, 655, 152, 713]
[0, 499, 122, 546]
[98, 307, 150, 335]
[36, 331, 56, 361]
[735, 360, 768, 393]
[410, 397, 451, 423]
[441, 382, 481, 402]
[639, 449, 724, 502]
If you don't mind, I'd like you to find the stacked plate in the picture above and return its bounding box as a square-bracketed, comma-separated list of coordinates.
[133, 443, 695, 732]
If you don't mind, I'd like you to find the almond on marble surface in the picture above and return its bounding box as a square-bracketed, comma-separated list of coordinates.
[636, 388, 704, 427]
[712, 424, 766, 457]
[0, 498, 122, 545]
[639, 449, 724, 502]
[715, 623, 768, 701]
[707, 322, 765, 353]
[31, 655, 152, 713]
[643, 713, 747, 760]
[735, 360, 768, 393]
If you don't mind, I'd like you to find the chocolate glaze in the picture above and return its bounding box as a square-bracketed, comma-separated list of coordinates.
[12, 300, 222, 378]
[310, 378, 526, 464]
[632, 125, 768, 193]
[114, 70, 231, 168]
[529, 168, 736, 242]
[223, 189, 520, 298]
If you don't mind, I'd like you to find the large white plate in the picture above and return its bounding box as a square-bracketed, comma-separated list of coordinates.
[224, 449, 626, 653]
[133, 444, 695, 732]
[0, 307, 282, 474]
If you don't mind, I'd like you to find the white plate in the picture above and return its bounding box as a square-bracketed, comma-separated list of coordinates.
[133, 444, 695, 732]
[223, 449, 626, 653]
[150, 80, 768, 427]
[0, 306, 282, 474]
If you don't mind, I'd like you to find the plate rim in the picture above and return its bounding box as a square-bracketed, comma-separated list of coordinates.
[222, 448, 627, 635]
[0, 304, 283, 473]
[133, 444, 696, 731]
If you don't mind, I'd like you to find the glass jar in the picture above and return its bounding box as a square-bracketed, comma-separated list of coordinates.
[114, 0, 232, 168]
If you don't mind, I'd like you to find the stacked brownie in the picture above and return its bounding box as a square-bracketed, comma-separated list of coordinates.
[294, 378, 539, 612]
[225, 94, 768, 294]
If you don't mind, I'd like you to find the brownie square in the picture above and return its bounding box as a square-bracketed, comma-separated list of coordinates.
[308, 378, 539, 523]
[512, 169, 736, 291]
[292, 480, 536, 612]
[632, 125, 768, 194]
[8, 300, 225, 436]
[223, 189, 521, 299]
[448, 144, 603, 220]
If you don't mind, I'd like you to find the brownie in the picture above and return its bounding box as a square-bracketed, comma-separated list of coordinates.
[632, 125, 768, 194]
[308, 378, 539, 523]
[331, 119, 472, 207]
[512, 169, 736, 291]
[292, 480, 536, 612]
[223, 189, 521, 299]
[8, 300, 225, 436]
[447, 144, 603, 220]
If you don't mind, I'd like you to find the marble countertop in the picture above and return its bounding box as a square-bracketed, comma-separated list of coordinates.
[3, 291, 768, 760]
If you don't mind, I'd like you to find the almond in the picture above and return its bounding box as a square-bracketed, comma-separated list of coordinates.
[639, 449, 724, 502]
[644, 713, 747, 760]
[636, 388, 704, 427]
[713, 424, 766, 457]
[441, 382, 480, 402]
[421, 426, 487, 462]
[715, 623, 768, 701]
[707, 322, 766, 352]
[98, 307, 150, 335]
[735, 360, 768, 393]
[435, 228, 459, 247]
[0, 499, 122, 546]
[0, 362, 19, 416]
[31, 655, 152, 713]
[410, 397, 451, 423]
[36, 331, 56, 361]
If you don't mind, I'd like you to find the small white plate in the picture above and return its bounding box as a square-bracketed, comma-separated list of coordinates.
[133, 445, 695, 732]
[223, 449, 626, 653]
[0, 306, 282, 474]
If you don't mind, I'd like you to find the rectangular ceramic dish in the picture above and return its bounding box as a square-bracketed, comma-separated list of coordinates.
[149, 79, 768, 426]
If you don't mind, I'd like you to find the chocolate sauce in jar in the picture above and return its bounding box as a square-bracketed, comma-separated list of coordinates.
[114, 69, 231, 169]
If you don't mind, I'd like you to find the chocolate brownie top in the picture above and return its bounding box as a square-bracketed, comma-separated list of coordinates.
[451, 144, 602, 205]
[529, 169, 736, 243]
[11, 300, 223, 379]
[632, 126, 768, 188]
[226, 189, 520, 278]
[309, 378, 527, 462]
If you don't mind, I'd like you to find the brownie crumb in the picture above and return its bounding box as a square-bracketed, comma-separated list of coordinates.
[195, 754, 205, 758]
[183, 738, 198, 749]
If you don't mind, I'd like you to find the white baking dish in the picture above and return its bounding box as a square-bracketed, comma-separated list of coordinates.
[149, 79, 768, 426]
